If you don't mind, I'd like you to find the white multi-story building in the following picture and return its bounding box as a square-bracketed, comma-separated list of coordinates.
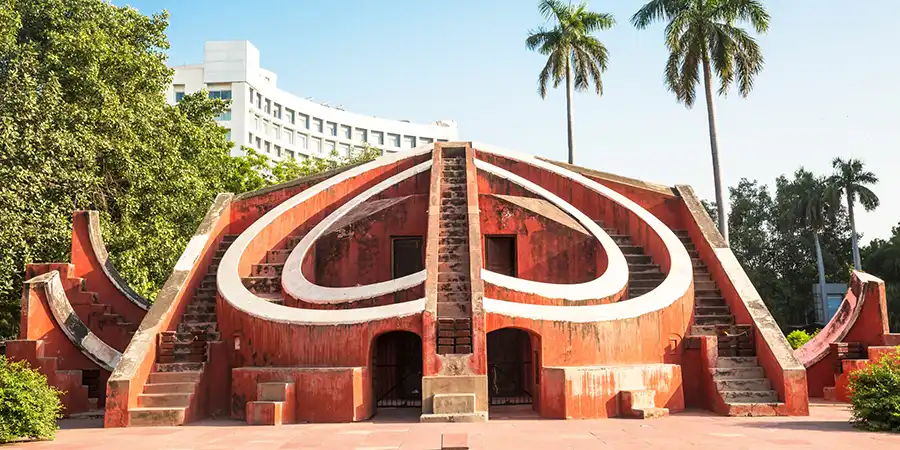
[168, 41, 458, 161]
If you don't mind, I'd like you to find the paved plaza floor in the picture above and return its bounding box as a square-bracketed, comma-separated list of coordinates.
[8, 402, 900, 449]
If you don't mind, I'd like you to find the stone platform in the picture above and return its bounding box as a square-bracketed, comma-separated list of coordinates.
[8, 403, 897, 449]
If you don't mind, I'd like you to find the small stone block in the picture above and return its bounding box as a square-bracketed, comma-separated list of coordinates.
[823, 386, 836, 401]
[258, 382, 294, 402]
[632, 407, 669, 419]
[620, 390, 656, 416]
[434, 393, 476, 414]
[246, 401, 283, 426]
[442, 433, 469, 450]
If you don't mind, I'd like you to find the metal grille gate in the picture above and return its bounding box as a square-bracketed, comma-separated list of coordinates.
[487, 328, 534, 406]
[373, 332, 423, 408]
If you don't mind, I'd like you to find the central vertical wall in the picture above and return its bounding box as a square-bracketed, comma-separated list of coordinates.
[421, 142, 488, 420]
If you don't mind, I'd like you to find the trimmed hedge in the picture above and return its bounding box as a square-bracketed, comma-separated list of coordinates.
[849, 349, 900, 432]
[0, 356, 63, 443]
[786, 329, 819, 349]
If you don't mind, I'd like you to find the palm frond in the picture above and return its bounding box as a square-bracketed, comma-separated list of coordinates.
[632, 0, 685, 29]
[581, 11, 616, 33]
[715, 0, 770, 34]
[538, 0, 570, 23]
[856, 185, 880, 211]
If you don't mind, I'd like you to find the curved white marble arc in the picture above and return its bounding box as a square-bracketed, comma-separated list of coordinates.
[282, 161, 430, 303]
[475, 159, 628, 301]
[218, 146, 433, 325]
[29, 271, 122, 372]
[473, 142, 693, 323]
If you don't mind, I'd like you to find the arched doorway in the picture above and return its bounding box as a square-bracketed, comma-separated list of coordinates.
[372, 331, 422, 408]
[487, 328, 536, 406]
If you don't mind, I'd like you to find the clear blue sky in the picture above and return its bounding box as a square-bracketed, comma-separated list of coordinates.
[118, 0, 899, 243]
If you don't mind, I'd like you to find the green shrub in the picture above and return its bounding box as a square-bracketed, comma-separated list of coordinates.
[849, 349, 900, 432]
[786, 329, 820, 349]
[0, 356, 63, 443]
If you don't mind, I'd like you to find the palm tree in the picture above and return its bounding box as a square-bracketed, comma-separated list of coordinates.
[631, 0, 770, 244]
[828, 157, 879, 270]
[789, 170, 835, 319]
[526, 0, 615, 164]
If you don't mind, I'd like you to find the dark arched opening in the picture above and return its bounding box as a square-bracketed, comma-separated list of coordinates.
[372, 331, 422, 408]
[487, 328, 537, 406]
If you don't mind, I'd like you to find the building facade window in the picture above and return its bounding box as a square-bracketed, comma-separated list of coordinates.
[263, 120, 270, 135]
[420, 137, 433, 144]
[285, 149, 294, 159]
[274, 145, 282, 157]
[225, 130, 232, 141]
[325, 140, 336, 153]
[310, 137, 321, 153]
[273, 103, 282, 119]
[208, 90, 232, 100]
[274, 125, 281, 139]
[255, 92, 262, 108]
[387, 133, 400, 147]
[403, 136, 416, 148]
[312, 118, 323, 133]
[264, 141, 271, 153]
[255, 137, 262, 148]
[325, 121, 337, 137]
[298, 114, 309, 129]
[264, 99, 271, 114]
[340, 125, 351, 139]
[284, 128, 293, 144]
[338, 143, 350, 157]
[371, 131, 384, 145]
[215, 109, 232, 121]
[175, 92, 185, 102]
[297, 133, 308, 149]
[285, 108, 295, 124]
[354, 128, 367, 143]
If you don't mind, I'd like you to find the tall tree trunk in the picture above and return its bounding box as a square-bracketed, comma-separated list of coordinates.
[701, 54, 728, 244]
[814, 232, 828, 323]
[565, 54, 575, 164]
[847, 193, 862, 270]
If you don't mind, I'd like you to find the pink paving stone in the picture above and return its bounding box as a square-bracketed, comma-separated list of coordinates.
[442, 432, 468, 449]
[7, 404, 900, 450]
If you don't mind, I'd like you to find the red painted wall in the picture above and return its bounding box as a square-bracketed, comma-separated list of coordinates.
[478, 195, 600, 285]
[69, 211, 147, 326]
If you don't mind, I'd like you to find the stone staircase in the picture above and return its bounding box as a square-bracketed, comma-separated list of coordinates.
[129, 362, 203, 426]
[130, 235, 237, 426]
[673, 230, 781, 413]
[242, 234, 308, 306]
[712, 357, 778, 405]
[594, 221, 666, 299]
[436, 154, 473, 355]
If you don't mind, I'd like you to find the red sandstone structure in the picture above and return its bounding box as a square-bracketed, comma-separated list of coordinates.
[4, 142, 815, 426]
[795, 271, 900, 402]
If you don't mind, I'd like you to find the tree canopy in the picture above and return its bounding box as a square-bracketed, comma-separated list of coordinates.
[0, 0, 376, 338]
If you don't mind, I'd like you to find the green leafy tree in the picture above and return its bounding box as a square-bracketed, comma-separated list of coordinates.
[828, 158, 880, 270]
[862, 224, 900, 331]
[526, 0, 615, 164]
[0, 0, 376, 338]
[632, 0, 770, 244]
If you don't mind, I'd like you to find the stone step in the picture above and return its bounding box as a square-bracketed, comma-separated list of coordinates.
[444, 184, 465, 192]
[222, 234, 239, 243]
[715, 378, 771, 391]
[694, 314, 735, 326]
[693, 272, 712, 281]
[441, 197, 466, 206]
[438, 261, 470, 273]
[695, 287, 721, 296]
[625, 254, 652, 264]
[618, 245, 645, 255]
[711, 366, 765, 380]
[128, 407, 188, 427]
[695, 305, 729, 315]
[441, 191, 465, 199]
[156, 362, 203, 373]
[695, 296, 727, 307]
[149, 371, 201, 384]
[437, 302, 471, 317]
[630, 279, 663, 289]
[695, 280, 718, 291]
[629, 263, 660, 273]
[608, 234, 633, 244]
[175, 331, 220, 342]
[252, 263, 284, 277]
[242, 276, 281, 294]
[138, 393, 193, 408]
[443, 177, 465, 184]
[439, 227, 467, 237]
[629, 271, 665, 281]
[717, 357, 758, 368]
[438, 272, 469, 283]
[691, 259, 706, 268]
[438, 282, 469, 292]
[438, 291, 470, 303]
[182, 313, 216, 323]
[186, 303, 216, 314]
[720, 390, 778, 403]
[440, 212, 466, 221]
